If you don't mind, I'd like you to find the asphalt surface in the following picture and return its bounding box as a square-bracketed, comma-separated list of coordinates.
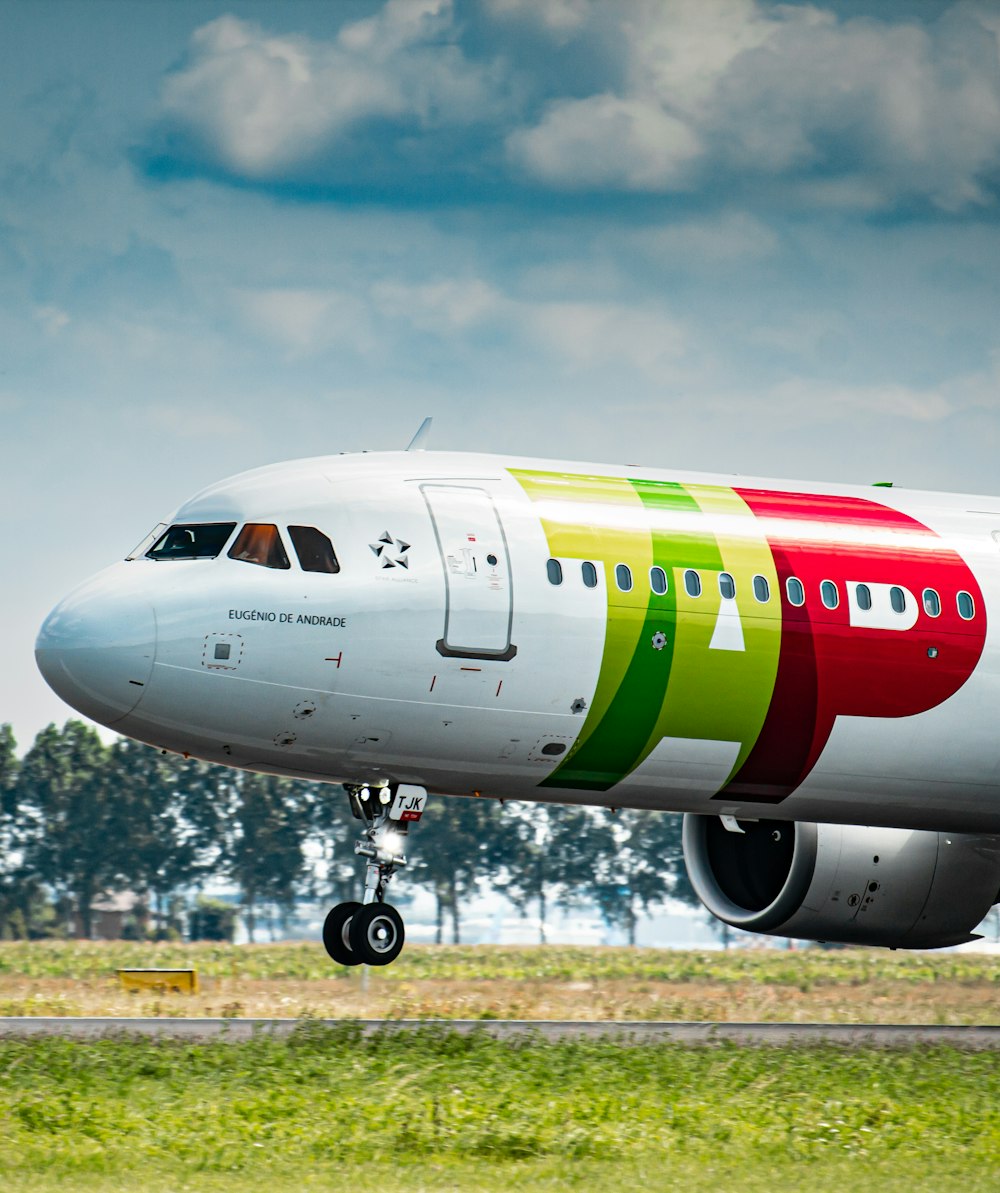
[1, 1018, 999, 1045]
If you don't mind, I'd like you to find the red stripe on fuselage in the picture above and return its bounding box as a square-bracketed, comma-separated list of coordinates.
[718, 490, 986, 804]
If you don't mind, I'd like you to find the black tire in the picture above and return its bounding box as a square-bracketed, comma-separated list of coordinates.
[349, 902, 405, 967]
[323, 901, 363, 966]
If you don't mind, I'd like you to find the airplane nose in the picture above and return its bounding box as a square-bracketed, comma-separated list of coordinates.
[35, 569, 156, 727]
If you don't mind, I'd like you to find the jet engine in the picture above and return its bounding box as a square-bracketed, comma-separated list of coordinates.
[681, 814, 1000, 949]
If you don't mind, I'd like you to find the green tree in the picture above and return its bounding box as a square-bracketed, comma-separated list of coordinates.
[406, 796, 515, 943]
[0, 724, 23, 938]
[226, 774, 310, 941]
[0, 724, 16, 812]
[500, 803, 616, 943]
[303, 780, 363, 907]
[189, 896, 237, 942]
[0, 724, 56, 941]
[591, 810, 693, 945]
[108, 741, 226, 936]
[16, 722, 114, 938]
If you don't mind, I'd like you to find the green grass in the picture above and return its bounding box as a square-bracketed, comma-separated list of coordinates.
[1, 1025, 1000, 1191]
[2, 939, 999, 986]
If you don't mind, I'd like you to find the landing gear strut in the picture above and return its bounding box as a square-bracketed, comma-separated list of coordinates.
[322, 782, 427, 967]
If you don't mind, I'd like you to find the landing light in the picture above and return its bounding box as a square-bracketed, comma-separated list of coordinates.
[381, 830, 403, 855]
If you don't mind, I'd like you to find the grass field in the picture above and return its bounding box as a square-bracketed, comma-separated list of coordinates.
[3, 945, 1000, 1190]
[2, 1024, 1000, 1191]
[1, 941, 1000, 1023]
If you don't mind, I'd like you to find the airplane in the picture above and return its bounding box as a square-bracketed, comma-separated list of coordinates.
[34, 434, 1000, 966]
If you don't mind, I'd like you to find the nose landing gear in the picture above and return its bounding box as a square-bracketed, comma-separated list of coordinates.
[322, 782, 427, 967]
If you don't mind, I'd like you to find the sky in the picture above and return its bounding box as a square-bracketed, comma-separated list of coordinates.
[4, 0, 1000, 751]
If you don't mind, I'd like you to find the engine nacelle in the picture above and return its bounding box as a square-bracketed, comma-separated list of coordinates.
[682, 815, 1000, 949]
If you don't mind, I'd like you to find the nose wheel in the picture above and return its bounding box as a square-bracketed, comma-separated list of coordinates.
[322, 901, 362, 966]
[322, 783, 426, 969]
[352, 903, 405, 966]
[322, 901, 406, 967]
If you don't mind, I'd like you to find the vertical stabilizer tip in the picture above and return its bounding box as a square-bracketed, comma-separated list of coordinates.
[406, 417, 433, 451]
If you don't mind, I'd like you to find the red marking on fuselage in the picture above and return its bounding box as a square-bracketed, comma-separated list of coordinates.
[719, 490, 986, 803]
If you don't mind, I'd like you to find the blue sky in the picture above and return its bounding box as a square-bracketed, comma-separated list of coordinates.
[4, 0, 1000, 749]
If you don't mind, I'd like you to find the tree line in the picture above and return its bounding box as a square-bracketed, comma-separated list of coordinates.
[0, 721, 698, 944]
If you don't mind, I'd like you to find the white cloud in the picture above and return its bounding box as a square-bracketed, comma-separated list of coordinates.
[526, 300, 687, 380]
[486, 0, 591, 35]
[160, 3, 503, 177]
[33, 305, 70, 335]
[634, 211, 778, 264]
[237, 288, 376, 355]
[73, 317, 179, 364]
[150, 1, 1000, 209]
[372, 278, 505, 333]
[740, 357, 1000, 428]
[700, 5, 1000, 207]
[506, 0, 1000, 208]
[370, 273, 688, 381]
[507, 94, 702, 190]
[760, 377, 954, 425]
[746, 309, 851, 360]
[625, 0, 777, 116]
[793, 176, 896, 213]
[338, 0, 451, 55]
[939, 349, 1000, 415]
[140, 404, 248, 439]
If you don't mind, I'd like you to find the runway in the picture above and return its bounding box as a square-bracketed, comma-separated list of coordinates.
[1, 1018, 999, 1046]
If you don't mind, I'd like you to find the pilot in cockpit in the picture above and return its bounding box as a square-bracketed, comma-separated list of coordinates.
[161, 526, 197, 555]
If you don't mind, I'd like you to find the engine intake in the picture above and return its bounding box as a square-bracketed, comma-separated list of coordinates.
[682, 814, 1000, 949]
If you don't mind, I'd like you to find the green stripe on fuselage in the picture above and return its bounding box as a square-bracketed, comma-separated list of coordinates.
[510, 470, 655, 787]
[643, 484, 781, 778]
[511, 470, 782, 794]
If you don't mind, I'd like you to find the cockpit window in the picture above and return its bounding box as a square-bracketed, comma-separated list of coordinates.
[228, 523, 291, 570]
[288, 525, 340, 573]
[126, 523, 167, 561]
[147, 523, 237, 561]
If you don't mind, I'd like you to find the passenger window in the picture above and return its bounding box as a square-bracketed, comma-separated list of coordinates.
[228, 524, 291, 570]
[615, 564, 633, 592]
[821, 580, 839, 610]
[890, 586, 906, 614]
[288, 525, 340, 574]
[785, 577, 805, 607]
[581, 561, 598, 588]
[719, 572, 736, 600]
[752, 575, 770, 603]
[684, 569, 702, 598]
[856, 584, 872, 611]
[958, 591, 976, 620]
[923, 588, 941, 618]
[147, 522, 237, 561]
[649, 566, 667, 595]
[546, 558, 563, 586]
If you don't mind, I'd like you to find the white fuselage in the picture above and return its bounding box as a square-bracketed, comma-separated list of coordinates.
[35, 450, 1000, 834]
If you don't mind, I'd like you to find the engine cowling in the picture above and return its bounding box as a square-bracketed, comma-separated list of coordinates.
[682, 814, 1000, 949]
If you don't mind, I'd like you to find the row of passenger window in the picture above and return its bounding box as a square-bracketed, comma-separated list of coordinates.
[145, 522, 340, 573]
[545, 558, 977, 620]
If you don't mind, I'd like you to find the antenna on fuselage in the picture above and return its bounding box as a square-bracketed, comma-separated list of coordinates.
[406, 417, 433, 452]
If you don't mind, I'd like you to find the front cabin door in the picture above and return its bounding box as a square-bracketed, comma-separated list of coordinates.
[421, 484, 517, 660]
